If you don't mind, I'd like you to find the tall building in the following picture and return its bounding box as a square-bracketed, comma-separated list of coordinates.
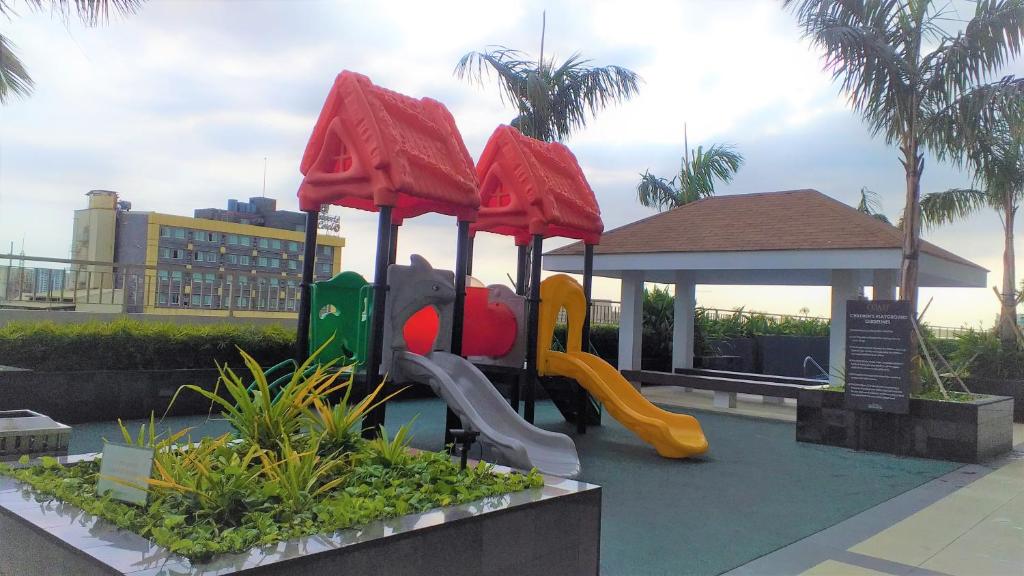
[70, 191, 345, 317]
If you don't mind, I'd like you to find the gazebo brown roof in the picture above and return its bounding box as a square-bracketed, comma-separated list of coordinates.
[547, 189, 981, 270]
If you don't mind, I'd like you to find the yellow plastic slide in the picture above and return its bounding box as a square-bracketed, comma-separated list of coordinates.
[538, 275, 709, 458]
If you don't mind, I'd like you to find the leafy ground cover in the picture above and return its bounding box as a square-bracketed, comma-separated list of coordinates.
[0, 345, 542, 561]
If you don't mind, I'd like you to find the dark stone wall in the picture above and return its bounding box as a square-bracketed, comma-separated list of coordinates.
[0, 368, 222, 424]
[967, 378, 1024, 422]
[797, 389, 1014, 463]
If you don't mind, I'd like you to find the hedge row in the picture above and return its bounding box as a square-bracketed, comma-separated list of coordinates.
[0, 319, 295, 372]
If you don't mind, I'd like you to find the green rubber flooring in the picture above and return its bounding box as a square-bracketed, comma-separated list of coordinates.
[68, 398, 960, 576]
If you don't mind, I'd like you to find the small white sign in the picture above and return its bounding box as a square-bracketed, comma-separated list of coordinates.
[97, 443, 154, 506]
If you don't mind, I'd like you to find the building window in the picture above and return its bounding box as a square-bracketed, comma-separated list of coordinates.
[203, 294, 213, 306]
[157, 293, 167, 305]
[160, 227, 171, 238]
[270, 239, 282, 250]
[170, 249, 184, 260]
[227, 234, 238, 245]
[287, 241, 299, 252]
[288, 260, 298, 271]
[319, 245, 332, 257]
[270, 258, 280, 269]
[257, 256, 268, 267]
[258, 238, 269, 249]
[239, 255, 251, 266]
[171, 271, 183, 282]
[170, 293, 180, 305]
[319, 263, 331, 275]
[269, 278, 279, 288]
[174, 228, 187, 240]
[203, 273, 215, 283]
[226, 254, 237, 265]
[159, 247, 170, 259]
[239, 236, 251, 247]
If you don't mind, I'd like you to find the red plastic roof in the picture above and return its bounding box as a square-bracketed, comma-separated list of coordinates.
[297, 71, 480, 222]
[471, 125, 603, 245]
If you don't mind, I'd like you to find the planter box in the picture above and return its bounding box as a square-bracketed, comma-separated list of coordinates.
[796, 389, 1013, 463]
[0, 368, 224, 424]
[0, 454, 601, 576]
[966, 377, 1024, 422]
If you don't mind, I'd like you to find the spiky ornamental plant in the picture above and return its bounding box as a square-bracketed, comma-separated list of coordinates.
[922, 118, 1024, 346]
[0, 0, 145, 104]
[786, 0, 1024, 389]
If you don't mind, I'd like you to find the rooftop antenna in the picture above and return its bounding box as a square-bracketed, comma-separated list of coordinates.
[262, 157, 268, 198]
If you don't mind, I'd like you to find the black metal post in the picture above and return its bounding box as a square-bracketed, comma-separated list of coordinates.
[511, 243, 529, 413]
[295, 209, 320, 364]
[362, 206, 394, 438]
[388, 223, 400, 265]
[577, 243, 595, 433]
[524, 234, 543, 423]
[465, 234, 475, 276]
[445, 221, 471, 443]
[515, 244, 529, 295]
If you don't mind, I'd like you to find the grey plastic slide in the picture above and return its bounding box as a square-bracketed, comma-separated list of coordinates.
[396, 350, 581, 479]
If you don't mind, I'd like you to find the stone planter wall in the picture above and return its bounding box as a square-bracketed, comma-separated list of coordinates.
[0, 368, 222, 424]
[966, 377, 1024, 422]
[797, 389, 1013, 463]
[0, 457, 601, 576]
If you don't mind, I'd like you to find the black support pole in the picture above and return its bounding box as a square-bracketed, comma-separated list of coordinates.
[515, 244, 529, 295]
[446, 221, 471, 443]
[295, 209, 320, 364]
[388, 223, 400, 265]
[524, 234, 544, 424]
[362, 206, 393, 438]
[577, 243, 595, 433]
[465, 234, 475, 276]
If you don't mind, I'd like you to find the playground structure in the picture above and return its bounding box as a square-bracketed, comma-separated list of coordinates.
[283, 70, 708, 475]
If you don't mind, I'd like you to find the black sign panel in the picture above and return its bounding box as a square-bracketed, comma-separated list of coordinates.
[844, 299, 912, 414]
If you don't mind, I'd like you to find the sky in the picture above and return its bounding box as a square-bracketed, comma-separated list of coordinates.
[1, 0, 1021, 328]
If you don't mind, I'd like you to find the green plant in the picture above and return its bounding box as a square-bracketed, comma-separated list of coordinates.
[366, 422, 415, 468]
[0, 318, 294, 372]
[786, 0, 1024, 328]
[455, 24, 640, 142]
[637, 125, 744, 211]
[170, 342, 347, 454]
[148, 435, 266, 526]
[308, 376, 405, 455]
[256, 436, 347, 518]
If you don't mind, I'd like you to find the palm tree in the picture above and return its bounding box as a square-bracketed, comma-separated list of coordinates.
[856, 187, 893, 225]
[785, 0, 1024, 320]
[454, 15, 640, 142]
[636, 126, 744, 211]
[0, 0, 144, 104]
[921, 121, 1024, 346]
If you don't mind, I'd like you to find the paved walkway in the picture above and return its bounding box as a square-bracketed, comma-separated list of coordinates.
[647, 385, 1024, 576]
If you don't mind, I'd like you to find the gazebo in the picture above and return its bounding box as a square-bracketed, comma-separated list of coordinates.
[543, 189, 987, 396]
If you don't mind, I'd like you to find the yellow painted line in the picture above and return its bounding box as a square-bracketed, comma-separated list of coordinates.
[850, 460, 1024, 568]
[800, 559, 892, 575]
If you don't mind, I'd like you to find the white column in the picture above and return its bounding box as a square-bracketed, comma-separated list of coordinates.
[672, 271, 696, 371]
[830, 270, 860, 387]
[872, 269, 898, 300]
[618, 272, 644, 377]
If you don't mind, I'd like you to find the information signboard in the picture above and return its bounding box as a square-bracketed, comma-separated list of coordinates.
[844, 299, 912, 414]
[96, 442, 154, 506]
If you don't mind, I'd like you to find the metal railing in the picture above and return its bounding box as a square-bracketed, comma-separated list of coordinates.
[0, 254, 303, 315]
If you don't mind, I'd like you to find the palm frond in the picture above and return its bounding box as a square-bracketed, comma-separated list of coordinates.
[0, 34, 32, 103]
[636, 171, 680, 211]
[856, 187, 892, 224]
[923, 0, 1024, 102]
[680, 144, 744, 202]
[920, 188, 990, 228]
[14, 0, 144, 26]
[455, 44, 640, 142]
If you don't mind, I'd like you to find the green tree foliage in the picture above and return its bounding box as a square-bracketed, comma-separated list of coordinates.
[636, 127, 744, 211]
[455, 23, 640, 142]
[785, 0, 1024, 322]
[0, 0, 145, 104]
